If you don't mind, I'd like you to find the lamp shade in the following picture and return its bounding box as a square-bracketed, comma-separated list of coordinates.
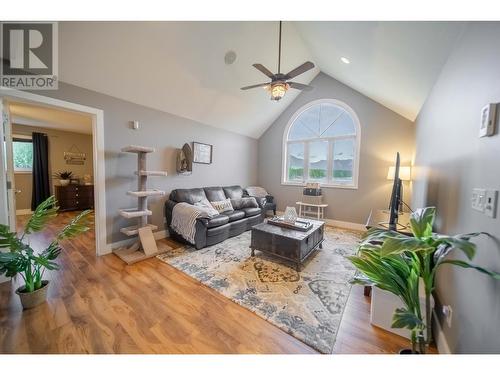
[387, 166, 411, 181]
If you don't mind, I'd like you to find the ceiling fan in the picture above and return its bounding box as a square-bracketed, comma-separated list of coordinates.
[241, 21, 315, 101]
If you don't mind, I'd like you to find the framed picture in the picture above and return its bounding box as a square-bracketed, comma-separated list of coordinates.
[192, 142, 213, 164]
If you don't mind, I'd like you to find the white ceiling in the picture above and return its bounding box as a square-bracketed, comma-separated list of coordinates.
[9, 102, 93, 134]
[58, 21, 466, 138]
[296, 21, 467, 121]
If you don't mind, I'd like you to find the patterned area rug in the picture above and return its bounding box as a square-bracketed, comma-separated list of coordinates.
[157, 226, 361, 353]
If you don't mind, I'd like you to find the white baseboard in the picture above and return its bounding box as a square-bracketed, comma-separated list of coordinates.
[16, 209, 32, 215]
[433, 309, 451, 354]
[275, 210, 366, 231]
[103, 229, 169, 254]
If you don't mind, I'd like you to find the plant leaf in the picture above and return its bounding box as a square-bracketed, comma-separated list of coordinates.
[379, 237, 433, 256]
[24, 196, 59, 235]
[392, 308, 424, 330]
[409, 207, 436, 239]
[57, 210, 93, 241]
[439, 259, 500, 280]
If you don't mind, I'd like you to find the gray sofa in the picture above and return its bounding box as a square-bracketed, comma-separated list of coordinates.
[165, 185, 265, 249]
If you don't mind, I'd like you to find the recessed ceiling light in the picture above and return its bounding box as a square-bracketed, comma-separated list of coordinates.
[340, 57, 350, 64]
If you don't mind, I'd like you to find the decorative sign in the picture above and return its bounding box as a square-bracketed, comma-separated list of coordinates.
[192, 142, 213, 164]
[64, 144, 86, 165]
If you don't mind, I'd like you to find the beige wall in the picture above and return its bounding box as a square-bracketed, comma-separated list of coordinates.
[258, 72, 415, 224]
[13, 124, 93, 211]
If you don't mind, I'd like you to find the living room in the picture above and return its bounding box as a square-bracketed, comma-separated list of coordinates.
[1, 1, 500, 373]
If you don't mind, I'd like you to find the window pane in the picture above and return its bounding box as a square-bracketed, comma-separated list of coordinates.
[333, 138, 354, 182]
[288, 105, 320, 140]
[287, 143, 304, 181]
[322, 112, 356, 137]
[13, 141, 33, 171]
[319, 103, 344, 135]
[308, 140, 328, 182]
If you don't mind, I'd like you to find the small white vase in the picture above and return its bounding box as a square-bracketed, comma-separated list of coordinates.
[59, 179, 70, 186]
[284, 206, 298, 223]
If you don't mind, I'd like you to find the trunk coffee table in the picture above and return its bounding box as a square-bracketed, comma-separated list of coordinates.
[250, 219, 324, 271]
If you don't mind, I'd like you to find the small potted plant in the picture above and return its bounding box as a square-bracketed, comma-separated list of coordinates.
[0, 196, 91, 309]
[53, 171, 73, 186]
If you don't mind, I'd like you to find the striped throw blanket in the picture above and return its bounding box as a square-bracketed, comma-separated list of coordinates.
[170, 202, 209, 244]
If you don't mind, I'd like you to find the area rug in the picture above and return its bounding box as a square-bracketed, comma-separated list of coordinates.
[157, 226, 361, 353]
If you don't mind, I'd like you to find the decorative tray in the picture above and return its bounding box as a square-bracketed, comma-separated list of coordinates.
[267, 216, 313, 232]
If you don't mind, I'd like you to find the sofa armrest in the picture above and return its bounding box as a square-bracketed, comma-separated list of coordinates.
[265, 194, 274, 203]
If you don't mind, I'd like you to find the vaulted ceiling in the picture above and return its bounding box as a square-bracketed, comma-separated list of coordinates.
[58, 21, 467, 139]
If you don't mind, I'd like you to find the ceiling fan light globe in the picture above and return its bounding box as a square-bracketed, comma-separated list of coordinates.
[270, 82, 288, 101]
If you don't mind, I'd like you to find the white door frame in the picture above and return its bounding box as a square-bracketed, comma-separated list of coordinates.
[0, 87, 107, 256]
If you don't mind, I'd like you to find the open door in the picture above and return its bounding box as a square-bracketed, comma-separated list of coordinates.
[0, 99, 16, 231]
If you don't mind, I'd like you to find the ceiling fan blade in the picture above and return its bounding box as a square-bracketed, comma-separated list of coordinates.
[288, 82, 314, 91]
[240, 83, 270, 90]
[253, 64, 275, 79]
[285, 61, 315, 79]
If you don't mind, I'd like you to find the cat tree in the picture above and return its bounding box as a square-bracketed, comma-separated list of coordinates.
[113, 145, 170, 264]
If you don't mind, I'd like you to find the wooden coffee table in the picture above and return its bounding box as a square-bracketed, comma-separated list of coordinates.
[250, 219, 324, 271]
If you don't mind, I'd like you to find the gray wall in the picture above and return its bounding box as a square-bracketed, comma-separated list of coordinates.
[412, 22, 500, 353]
[13, 124, 94, 211]
[34, 83, 258, 244]
[258, 72, 415, 224]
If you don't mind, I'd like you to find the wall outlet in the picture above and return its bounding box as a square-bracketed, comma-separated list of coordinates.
[442, 305, 453, 328]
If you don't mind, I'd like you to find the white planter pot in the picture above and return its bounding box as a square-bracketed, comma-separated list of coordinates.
[59, 179, 70, 186]
[370, 280, 434, 340]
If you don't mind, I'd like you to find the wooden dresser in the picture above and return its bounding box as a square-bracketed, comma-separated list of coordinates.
[55, 185, 94, 211]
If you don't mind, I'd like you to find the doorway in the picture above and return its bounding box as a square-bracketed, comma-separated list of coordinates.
[0, 89, 106, 256]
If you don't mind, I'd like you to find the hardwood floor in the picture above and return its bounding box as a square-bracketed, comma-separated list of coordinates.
[0, 212, 416, 354]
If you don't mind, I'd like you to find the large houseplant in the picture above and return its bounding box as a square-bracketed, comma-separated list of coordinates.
[349, 207, 500, 353]
[0, 196, 91, 309]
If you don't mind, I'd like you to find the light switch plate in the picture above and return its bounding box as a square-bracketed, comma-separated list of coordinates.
[472, 188, 486, 212]
[484, 190, 498, 218]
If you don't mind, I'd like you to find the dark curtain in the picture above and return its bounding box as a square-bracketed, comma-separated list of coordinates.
[31, 132, 50, 210]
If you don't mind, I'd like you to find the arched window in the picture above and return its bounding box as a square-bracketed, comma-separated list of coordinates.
[282, 99, 361, 188]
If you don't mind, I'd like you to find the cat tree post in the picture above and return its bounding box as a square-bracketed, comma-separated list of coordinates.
[113, 145, 170, 264]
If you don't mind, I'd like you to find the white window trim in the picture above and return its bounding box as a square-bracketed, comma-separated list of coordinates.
[12, 133, 33, 173]
[281, 98, 361, 189]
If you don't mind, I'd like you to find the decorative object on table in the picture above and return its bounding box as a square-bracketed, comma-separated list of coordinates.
[69, 178, 80, 185]
[158, 226, 360, 354]
[113, 145, 170, 264]
[52, 171, 73, 186]
[0, 196, 91, 309]
[283, 206, 298, 223]
[348, 206, 500, 354]
[267, 216, 313, 232]
[82, 174, 92, 185]
[296, 201, 328, 219]
[64, 144, 86, 165]
[240, 21, 314, 101]
[176, 143, 193, 175]
[303, 182, 322, 196]
[192, 141, 213, 164]
[55, 184, 93, 211]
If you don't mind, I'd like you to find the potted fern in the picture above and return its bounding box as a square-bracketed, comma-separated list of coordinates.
[349, 207, 500, 353]
[0, 196, 91, 309]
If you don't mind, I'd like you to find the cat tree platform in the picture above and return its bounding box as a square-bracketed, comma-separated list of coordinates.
[113, 145, 170, 264]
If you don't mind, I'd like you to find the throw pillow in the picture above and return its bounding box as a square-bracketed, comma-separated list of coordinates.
[194, 198, 219, 218]
[210, 198, 233, 213]
[231, 197, 258, 210]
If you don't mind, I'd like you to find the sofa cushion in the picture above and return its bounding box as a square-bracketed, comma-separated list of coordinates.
[230, 196, 258, 210]
[204, 186, 226, 202]
[222, 210, 245, 222]
[205, 214, 230, 228]
[194, 198, 219, 217]
[207, 223, 230, 237]
[241, 207, 261, 217]
[223, 185, 244, 199]
[170, 188, 207, 204]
